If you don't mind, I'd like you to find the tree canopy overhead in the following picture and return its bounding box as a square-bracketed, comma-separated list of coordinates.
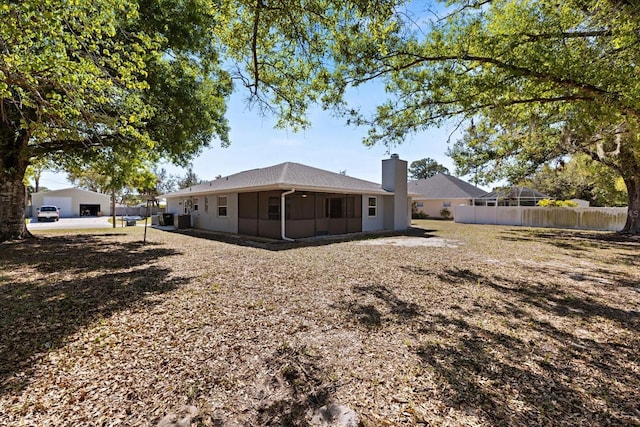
[328, 0, 640, 233]
[0, 0, 403, 241]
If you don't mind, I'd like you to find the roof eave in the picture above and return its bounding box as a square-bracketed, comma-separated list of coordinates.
[163, 183, 392, 198]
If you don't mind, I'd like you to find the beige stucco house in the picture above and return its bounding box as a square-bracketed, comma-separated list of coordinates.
[409, 174, 487, 219]
[31, 188, 111, 218]
[162, 156, 410, 240]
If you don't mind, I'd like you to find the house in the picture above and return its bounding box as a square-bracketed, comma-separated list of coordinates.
[162, 155, 409, 240]
[31, 187, 112, 218]
[409, 174, 487, 219]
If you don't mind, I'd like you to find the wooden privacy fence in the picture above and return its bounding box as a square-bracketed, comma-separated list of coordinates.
[454, 205, 628, 231]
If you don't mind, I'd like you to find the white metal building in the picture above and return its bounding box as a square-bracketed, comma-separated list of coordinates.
[31, 188, 111, 218]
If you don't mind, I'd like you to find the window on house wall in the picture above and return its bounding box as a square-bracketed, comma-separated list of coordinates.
[193, 198, 198, 211]
[368, 197, 377, 217]
[218, 196, 227, 217]
[443, 201, 451, 207]
[416, 201, 423, 208]
[204, 197, 209, 213]
[268, 197, 280, 220]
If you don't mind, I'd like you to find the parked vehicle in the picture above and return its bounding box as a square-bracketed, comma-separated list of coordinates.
[37, 205, 60, 222]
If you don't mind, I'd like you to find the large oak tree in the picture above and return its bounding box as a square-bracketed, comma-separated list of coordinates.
[0, 0, 228, 240]
[330, 0, 640, 233]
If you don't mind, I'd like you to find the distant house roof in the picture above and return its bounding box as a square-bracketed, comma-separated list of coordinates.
[409, 174, 487, 199]
[162, 162, 392, 198]
[479, 186, 549, 201]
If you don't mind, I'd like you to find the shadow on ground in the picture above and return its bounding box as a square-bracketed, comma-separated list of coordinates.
[167, 226, 437, 251]
[338, 284, 423, 329]
[251, 345, 334, 426]
[500, 227, 640, 253]
[0, 234, 184, 395]
[421, 267, 638, 425]
[338, 263, 639, 424]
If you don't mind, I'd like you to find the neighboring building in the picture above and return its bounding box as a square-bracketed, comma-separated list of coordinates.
[162, 156, 410, 240]
[409, 174, 487, 219]
[31, 188, 111, 218]
[475, 186, 549, 207]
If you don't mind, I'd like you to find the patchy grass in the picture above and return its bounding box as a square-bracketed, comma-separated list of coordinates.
[1, 220, 639, 426]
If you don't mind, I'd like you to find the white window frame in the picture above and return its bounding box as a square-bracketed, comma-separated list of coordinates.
[217, 195, 228, 217]
[367, 196, 377, 217]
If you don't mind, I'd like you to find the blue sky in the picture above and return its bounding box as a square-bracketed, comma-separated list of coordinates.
[39, 90, 464, 190]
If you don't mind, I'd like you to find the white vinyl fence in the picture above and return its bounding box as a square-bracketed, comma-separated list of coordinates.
[454, 205, 627, 231]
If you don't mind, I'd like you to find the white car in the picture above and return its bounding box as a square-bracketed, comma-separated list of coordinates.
[37, 205, 60, 222]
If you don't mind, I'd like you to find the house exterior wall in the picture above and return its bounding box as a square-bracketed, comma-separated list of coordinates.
[193, 193, 239, 233]
[32, 188, 111, 217]
[362, 194, 385, 232]
[166, 198, 180, 216]
[166, 193, 239, 233]
[167, 190, 378, 238]
[413, 198, 471, 219]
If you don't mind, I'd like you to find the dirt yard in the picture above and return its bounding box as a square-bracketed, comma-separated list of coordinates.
[1, 220, 638, 426]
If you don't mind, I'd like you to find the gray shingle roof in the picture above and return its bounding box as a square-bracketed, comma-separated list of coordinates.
[409, 174, 487, 199]
[162, 162, 390, 197]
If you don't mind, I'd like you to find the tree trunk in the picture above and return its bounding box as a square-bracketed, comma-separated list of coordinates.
[0, 172, 28, 241]
[0, 131, 29, 241]
[621, 176, 640, 234]
[111, 188, 116, 229]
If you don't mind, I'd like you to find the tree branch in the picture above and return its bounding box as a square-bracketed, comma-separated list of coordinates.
[348, 51, 639, 118]
[251, 0, 263, 96]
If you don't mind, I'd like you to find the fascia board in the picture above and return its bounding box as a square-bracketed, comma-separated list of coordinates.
[164, 183, 393, 198]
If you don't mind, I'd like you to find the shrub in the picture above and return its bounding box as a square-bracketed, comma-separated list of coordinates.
[440, 208, 451, 219]
[537, 199, 579, 207]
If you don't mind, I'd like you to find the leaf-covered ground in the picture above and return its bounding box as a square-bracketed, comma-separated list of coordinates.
[1, 221, 639, 426]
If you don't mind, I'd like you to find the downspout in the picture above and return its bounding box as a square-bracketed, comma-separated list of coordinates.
[281, 188, 295, 241]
